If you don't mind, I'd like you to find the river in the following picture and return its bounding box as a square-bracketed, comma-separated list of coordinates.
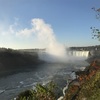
[0, 60, 89, 100]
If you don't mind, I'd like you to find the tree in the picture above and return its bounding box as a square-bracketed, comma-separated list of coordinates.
[91, 7, 100, 40]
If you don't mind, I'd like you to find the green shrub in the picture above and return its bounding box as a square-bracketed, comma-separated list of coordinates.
[14, 82, 56, 100]
[76, 71, 100, 100]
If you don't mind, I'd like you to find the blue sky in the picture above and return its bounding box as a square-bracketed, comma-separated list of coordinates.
[0, 0, 100, 49]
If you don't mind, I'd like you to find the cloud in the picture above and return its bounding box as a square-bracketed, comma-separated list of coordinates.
[15, 18, 56, 42]
[0, 18, 19, 36]
[0, 18, 66, 51]
[0, 18, 55, 40]
[16, 28, 33, 37]
[31, 18, 56, 43]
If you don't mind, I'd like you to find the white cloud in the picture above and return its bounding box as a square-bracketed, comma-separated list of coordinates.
[0, 18, 55, 40]
[0, 18, 66, 52]
[31, 18, 56, 43]
[16, 28, 33, 37]
[9, 24, 15, 34]
[0, 18, 19, 36]
[15, 18, 55, 41]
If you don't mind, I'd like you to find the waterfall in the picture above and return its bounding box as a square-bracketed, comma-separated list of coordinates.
[67, 51, 89, 58]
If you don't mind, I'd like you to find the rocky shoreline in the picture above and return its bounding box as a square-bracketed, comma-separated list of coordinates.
[63, 59, 100, 100]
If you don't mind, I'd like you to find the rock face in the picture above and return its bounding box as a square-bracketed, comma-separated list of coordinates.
[63, 60, 100, 100]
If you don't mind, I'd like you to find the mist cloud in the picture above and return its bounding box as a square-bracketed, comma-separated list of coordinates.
[16, 18, 67, 62]
[0, 18, 89, 62]
[31, 18, 67, 62]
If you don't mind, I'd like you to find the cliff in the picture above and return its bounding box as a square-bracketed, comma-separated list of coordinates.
[64, 60, 100, 100]
[0, 48, 44, 77]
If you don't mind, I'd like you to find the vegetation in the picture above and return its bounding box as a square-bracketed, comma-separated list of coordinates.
[15, 82, 56, 100]
[64, 60, 100, 100]
[64, 70, 100, 100]
[76, 70, 100, 100]
[0, 48, 44, 77]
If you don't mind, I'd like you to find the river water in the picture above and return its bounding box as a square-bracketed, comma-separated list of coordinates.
[0, 59, 89, 100]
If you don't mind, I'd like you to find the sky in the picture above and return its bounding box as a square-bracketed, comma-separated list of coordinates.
[0, 0, 100, 49]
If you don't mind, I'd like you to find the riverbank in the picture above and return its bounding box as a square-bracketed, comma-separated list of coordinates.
[63, 59, 100, 100]
[0, 48, 44, 77]
[14, 59, 100, 100]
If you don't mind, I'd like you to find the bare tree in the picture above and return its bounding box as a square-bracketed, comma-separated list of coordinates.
[91, 7, 100, 40]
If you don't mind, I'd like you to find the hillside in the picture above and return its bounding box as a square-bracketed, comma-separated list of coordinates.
[0, 48, 44, 77]
[64, 60, 100, 100]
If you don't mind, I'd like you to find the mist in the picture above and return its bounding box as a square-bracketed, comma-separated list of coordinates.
[13, 18, 88, 63]
[30, 18, 90, 63]
[31, 18, 68, 62]
[32, 18, 89, 63]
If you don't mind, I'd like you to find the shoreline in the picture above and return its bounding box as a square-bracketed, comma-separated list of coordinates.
[14, 59, 100, 100]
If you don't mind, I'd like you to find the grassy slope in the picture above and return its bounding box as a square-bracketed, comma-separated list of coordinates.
[64, 60, 100, 100]
[76, 70, 100, 100]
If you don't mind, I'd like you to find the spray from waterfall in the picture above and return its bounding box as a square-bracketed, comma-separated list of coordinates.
[31, 18, 67, 62]
[31, 18, 89, 62]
